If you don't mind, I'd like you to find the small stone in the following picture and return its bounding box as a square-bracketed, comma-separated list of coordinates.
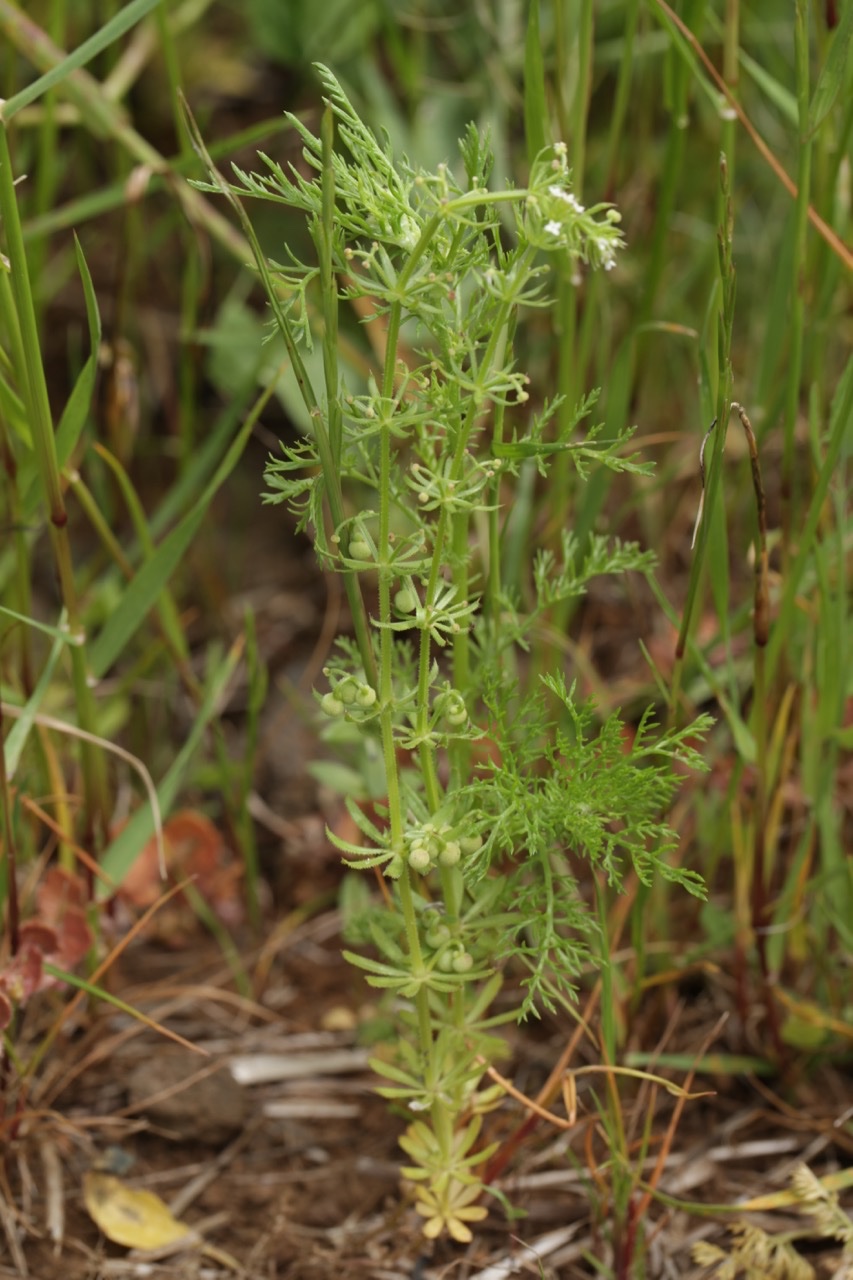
[127, 1051, 247, 1146]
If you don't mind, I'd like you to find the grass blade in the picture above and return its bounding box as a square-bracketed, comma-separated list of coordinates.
[3, 630, 64, 777]
[89, 376, 275, 677]
[524, 0, 548, 164]
[20, 236, 101, 519]
[0, 0, 163, 120]
[96, 638, 243, 896]
[807, 1, 853, 136]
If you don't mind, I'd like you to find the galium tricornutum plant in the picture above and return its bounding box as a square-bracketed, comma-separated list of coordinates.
[191, 66, 711, 1241]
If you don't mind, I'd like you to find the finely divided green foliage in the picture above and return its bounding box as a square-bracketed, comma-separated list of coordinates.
[212, 64, 711, 1239]
[463, 673, 708, 1017]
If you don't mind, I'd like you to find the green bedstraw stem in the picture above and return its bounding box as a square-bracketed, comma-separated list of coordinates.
[376, 242, 435, 1078]
[320, 107, 343, 465]
[551, 0, 592, 636]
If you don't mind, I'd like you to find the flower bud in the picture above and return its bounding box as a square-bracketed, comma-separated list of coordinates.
[336, 679, 358, 705]
[438, 841, 461, 867]
[408, 845, 431, 873]
[425, 923, 451, 949]
[394, 586, 418, 613]
[356, 684, 377, 708]
[439, 691, 467, 727]
[320, 692, 344, 718]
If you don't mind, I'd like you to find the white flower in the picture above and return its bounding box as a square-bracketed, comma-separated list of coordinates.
[548, 185, 585, 214]
[545, 220, 563, 237]
[596, 237, 617, 270]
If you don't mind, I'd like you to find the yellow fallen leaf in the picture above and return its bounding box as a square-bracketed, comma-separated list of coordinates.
[83, 1171, 197, 1252]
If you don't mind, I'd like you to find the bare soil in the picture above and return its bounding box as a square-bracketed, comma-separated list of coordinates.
[4, 873, 853, 1279]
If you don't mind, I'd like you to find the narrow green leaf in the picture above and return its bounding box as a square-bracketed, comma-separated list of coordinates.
[1, 0, 163, 121]
[149, 373, 259, 538]
[94, 447, 189, 663]
[341, 950, 407, 978]
[524, 0, 549, 164]
[88, 502, 204, 677]
[22, 118, 291, 244]
[3, 630, 64, 777]
[624, 1051, 776, 1076]
[43, 963, 158, 1016]
[367, 1057, 420, 1087]
[42, 963, 201, 1051]
[808, 2, 853, 136]
[651, 1, 724, 116]
[21, 236, 101, 519]
[0, 605, 81, 645]
[182, 880, 249, 996]
[56, 235, 102, 467]
[96, 639, 242, 896]
[738, 47, 797, 127]
[0, 369, 28, 447]
[89, 377, 274, 677]
[767, 354, 853, 681]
